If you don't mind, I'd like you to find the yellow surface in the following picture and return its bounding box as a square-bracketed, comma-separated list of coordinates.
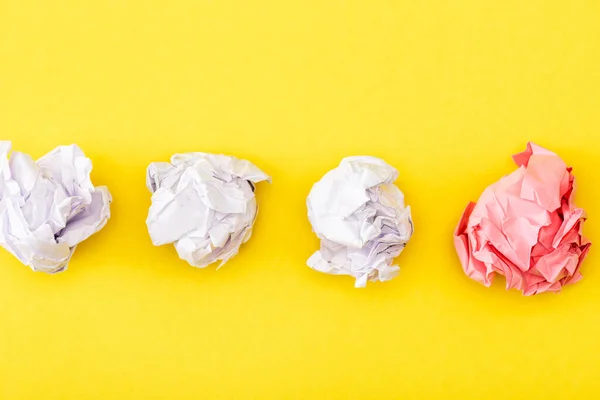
[0, 1, 599, 398]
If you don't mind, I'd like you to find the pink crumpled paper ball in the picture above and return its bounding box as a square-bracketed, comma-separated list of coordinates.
[454, 143, 591, 295]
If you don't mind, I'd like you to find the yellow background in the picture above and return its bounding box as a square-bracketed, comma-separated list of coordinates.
[0, 0, 599, 398]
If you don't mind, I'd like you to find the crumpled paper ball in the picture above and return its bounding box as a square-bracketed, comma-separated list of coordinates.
[307, 156, 414, 287]
[454, 143, 591, 295]
[146, 153, 270, 268]
[0, 141, 112, 273]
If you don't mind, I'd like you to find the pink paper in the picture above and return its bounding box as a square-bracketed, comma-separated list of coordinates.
[454, 143, 591, 295]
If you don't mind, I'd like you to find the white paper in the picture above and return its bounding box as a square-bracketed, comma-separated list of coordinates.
[307, 156, 413, 287]
[0, 141, 112, 273]
[146, 153, 270, 268]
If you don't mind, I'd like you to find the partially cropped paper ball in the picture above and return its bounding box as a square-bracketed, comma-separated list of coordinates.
[454, 143, 591, 295]
[146, 153, 270, 269]
[307, 156, 414, 287]
[0, 141, 112, 273]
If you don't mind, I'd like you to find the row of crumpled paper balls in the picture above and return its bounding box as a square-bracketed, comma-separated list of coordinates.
[0, 141, 590, 295]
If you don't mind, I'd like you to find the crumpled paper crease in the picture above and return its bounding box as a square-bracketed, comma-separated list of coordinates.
[0, 141, 112, 273]
[454, 143, 591, 295]
[146, 153, 270, 268]
[307, 156, 414, 287]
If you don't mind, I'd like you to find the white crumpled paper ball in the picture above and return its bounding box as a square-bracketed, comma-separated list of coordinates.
[146, 153, 270, 269]
[307, 156, 414, 287]
[0, 141, 112, 273]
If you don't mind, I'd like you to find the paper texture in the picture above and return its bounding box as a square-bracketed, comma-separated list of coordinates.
[307, 156, 414, 287]
[0, 141, 112, 273]
[454, 142, 591, 295]
[146, 153, 270, 268]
